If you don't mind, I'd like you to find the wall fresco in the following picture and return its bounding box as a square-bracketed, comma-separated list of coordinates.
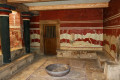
[30, 9, 103, 53]
[39, 9, 103, 50]
[103, 0, 120, 59]
[30, 15, 41, 54]
[60, 27, 103, 50]
[9, 12, 22, 49]
[30, 16, 40, 48]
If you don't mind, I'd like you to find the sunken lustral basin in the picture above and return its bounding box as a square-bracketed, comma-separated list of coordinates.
[45, 64, 70, 77]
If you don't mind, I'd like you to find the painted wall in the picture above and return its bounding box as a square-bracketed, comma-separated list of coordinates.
[41, 9, 103, 50]
[9, 11, 23, 50]
[30, 9, 103, 52]
[30, 15, 41, 54]
[9, 11, 26, 60]
[103, 0, 120, 59]
[0, 11, 23, 56]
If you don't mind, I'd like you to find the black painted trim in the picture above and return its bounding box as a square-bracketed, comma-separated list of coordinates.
[22, 12, 33, 15]
[22, 15, 31, 18]
[0, 9, 11, 13]
[0, 4, 16, 10]
[22, 12, 33, 17]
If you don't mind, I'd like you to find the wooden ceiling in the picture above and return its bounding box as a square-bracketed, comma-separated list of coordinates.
[7, 0, 110, 11]
[29, 3, 109, 11]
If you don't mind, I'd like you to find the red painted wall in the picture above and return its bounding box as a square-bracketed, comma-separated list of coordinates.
[30, 16, 40, 47]
[30, 9, 103, 50]
[103, 0, 120, 59]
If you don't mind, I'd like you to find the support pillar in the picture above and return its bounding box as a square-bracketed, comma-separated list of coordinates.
[0, 4, 15, 63]
[22, 12, 32, 53]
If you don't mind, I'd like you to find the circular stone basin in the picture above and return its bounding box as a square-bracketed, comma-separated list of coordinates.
[45, 64, 70, 77]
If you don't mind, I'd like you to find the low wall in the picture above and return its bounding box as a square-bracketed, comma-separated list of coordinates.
[11, 48, 26, 61]
[0, 53, 34, 80]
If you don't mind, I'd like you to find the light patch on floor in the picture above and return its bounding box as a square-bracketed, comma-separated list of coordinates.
[9, 56, 105, 80]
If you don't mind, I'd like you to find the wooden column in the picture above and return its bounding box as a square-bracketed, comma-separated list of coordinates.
[22, 12, 32, 53]
[0, 4, 15, 63]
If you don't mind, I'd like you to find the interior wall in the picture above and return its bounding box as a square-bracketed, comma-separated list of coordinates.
[39, 9, 103, 50]
[30, 15, 41, 54]
[9, 11, 23, 50]
[30, 9, 103, 52]
[103, 0, 120, 59]
[9, 11, 25, 60]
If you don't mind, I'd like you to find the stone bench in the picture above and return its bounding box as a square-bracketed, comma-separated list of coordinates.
[57, 49, 97, 59]
[0, 53, 34, 80]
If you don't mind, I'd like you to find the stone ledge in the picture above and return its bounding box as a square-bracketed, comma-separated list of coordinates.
[0, 53, 34, 80]
[57, 50, 97, 59]
[10, 47, 23, 52]
[57, 49, 101, 52]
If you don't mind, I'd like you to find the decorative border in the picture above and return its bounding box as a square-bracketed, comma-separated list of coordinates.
[30, 28, 39, 30]
[30, 20, 103, 24]
[0, 4, 16, 10]
[104, 12, 120, 22]
[29, 26, 103, 29]
[23, 19, 30, 21]
[60, 20, 103, 23]
[0, 15, 9, 16]
[0, 9, 11, 13]
[104, 25, 120, 29]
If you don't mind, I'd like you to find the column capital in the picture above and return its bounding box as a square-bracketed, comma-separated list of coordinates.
[0, 4, 16, 16]
[22, 12, 33, 21]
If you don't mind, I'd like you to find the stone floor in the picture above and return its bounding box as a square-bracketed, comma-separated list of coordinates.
[9, 56, 106, 80]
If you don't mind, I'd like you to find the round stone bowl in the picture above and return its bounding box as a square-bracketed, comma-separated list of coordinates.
[45, 64, 70, 77]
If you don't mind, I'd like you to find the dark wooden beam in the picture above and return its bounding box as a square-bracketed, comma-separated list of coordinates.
[7, 3, 29, 12]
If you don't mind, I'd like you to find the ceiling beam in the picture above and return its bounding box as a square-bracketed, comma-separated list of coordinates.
[7, 0, 64, 3]
[29, 2, 109, 11]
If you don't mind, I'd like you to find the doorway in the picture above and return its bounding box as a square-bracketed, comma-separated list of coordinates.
[40, 20, 60, 55]
[43, 24, 56, 55]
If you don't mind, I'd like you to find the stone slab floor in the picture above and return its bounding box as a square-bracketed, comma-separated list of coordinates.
[9, 56, 105, 80]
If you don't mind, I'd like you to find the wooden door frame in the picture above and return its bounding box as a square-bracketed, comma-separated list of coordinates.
[40, 20, 60, 55]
